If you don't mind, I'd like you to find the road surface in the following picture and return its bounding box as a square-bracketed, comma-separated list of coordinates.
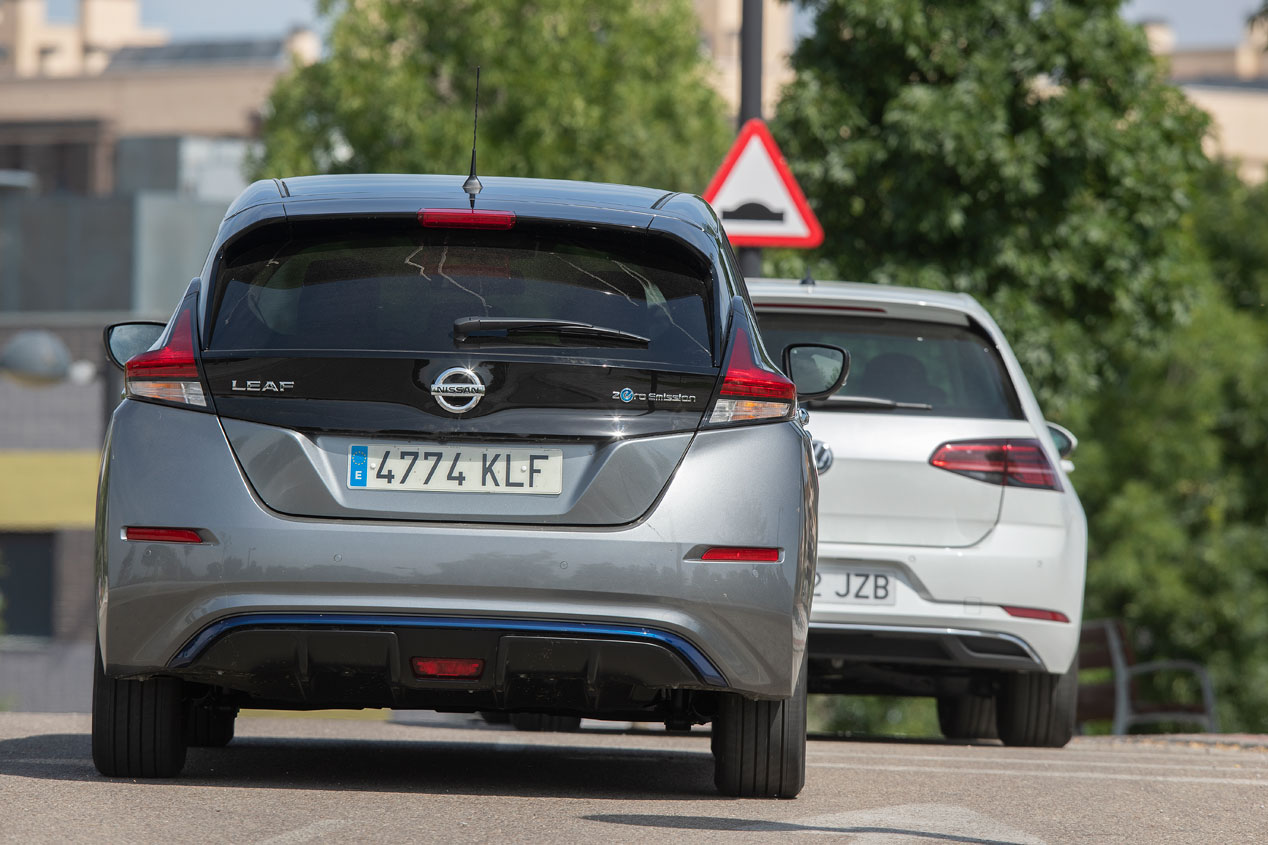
[1, 712, 1264, 844]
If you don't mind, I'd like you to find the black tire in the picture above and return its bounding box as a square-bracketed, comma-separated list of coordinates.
[711, 654, 807, 799]
[509, 713, 582, 732]
[91, 640, 188, 777]
[996, 661, 1078, 748]
[937, 693, 998, 741]
[186, 703, 237, 747]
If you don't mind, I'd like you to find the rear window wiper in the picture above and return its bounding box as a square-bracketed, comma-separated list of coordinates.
[453, 317, 650, 347]
[808, 395, 934, 411]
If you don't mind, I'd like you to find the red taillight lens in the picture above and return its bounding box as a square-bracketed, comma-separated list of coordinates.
[929, 438, 1061, 491]
[124, 300, 207, 408]
[707, 320, 795, 425]
[418, 209, 516, 230]
[411, 657, 485, 679]
[124, 527, 204, 544]
[1002, 606, 1070, 623]
[700, 547, 781, 562]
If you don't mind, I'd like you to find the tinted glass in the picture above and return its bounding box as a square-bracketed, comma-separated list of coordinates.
[756, 314, 1023, 419]
[209, 220, 715, 368]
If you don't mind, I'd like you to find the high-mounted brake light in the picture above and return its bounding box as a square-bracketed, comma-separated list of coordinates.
[418, 209, 516, 230]
[707, 320, 795, 425]
[701, 547, 781, 562]
[411, 657, 485, 679]
[929, 438, 1061, 491]
[124, 527, 204, 544]
[124, 299, 207, 408]
[1002, 606, 1070, 623]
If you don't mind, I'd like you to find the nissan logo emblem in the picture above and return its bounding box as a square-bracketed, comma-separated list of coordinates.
[430, 367, 486, 414]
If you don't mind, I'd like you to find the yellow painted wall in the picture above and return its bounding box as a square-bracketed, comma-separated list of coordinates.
[0, 451, 100, 530]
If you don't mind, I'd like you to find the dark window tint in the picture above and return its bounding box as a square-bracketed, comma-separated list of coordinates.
[756, 314, 1024, 419]
[209, 220, 714, 368]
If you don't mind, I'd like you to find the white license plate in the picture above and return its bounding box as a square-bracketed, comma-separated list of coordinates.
[348, 444, 563, 494]
[813, 569, 897, 605]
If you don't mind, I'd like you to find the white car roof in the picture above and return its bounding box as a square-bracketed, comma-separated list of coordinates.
[745, 278, 994, 329]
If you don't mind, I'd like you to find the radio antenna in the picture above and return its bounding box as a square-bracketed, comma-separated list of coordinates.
[462, 65, 483, 208]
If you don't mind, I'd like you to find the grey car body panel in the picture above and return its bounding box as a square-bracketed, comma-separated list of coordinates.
[97, 398, 815, 700]
[221, 417, 695, 525]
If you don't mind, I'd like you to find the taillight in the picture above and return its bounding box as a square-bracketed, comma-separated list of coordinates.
[418, 209, 516, 230]
[707, 318, 795, 425]
[929, 439, 1061, 491]
[124, 298, 207, 408]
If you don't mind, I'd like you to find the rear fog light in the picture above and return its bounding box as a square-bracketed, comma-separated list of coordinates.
[412, 657, 485, 679]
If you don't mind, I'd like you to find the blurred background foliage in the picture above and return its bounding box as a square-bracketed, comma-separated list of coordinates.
[254, 0, 1268, 734]
[251, 0, 732, 193]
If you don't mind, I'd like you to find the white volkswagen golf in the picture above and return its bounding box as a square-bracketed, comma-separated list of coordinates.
[750, 278, 1087, 746]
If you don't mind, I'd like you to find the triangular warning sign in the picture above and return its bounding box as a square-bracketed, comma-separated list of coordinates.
[703, 119, 823, 249]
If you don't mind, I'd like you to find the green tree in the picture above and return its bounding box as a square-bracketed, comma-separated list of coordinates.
[251, 0, 731, 193]
[771, 0, 1210, 414]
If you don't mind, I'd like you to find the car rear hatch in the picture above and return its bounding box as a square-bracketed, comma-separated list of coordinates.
[756, 305, 1035, 548]
[200, 209, 721, 526]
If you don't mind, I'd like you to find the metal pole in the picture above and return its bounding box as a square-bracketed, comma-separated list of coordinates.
[737, 0, 764, 279]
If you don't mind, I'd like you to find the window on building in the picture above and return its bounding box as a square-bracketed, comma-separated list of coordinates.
[0, 533, 55, 638]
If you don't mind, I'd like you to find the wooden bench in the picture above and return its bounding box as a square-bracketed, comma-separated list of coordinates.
[1077, 618, 1219, 734]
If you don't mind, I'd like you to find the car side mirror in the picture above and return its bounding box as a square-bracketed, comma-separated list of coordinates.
[782, 343, 850, 401]
[1046, 422, 1077, 459]
[104, 321, 165, 370]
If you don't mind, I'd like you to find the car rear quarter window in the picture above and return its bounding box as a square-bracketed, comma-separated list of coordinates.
[208, 219, 715, 369]
[756, 313, 1024, 419]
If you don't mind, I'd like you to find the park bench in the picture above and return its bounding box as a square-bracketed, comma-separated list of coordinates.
[1076, 618, 1219, 735]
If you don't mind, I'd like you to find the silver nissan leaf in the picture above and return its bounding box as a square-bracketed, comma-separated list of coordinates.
[93, 175, 846, 797]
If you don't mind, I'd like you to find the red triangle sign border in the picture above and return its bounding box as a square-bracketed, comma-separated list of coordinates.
[703, 118, 824, 249]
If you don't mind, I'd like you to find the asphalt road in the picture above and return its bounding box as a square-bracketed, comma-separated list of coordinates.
[1, 712, 1265, 844]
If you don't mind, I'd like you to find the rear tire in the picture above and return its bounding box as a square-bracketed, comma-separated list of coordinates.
[712, 654, 807, 798]
[509, 713, 582, 732]
[186, 703, 237, 747]
[937, 693, 998, 741]
[91, 640, 188, 777]
[996, 661, 1077, 748]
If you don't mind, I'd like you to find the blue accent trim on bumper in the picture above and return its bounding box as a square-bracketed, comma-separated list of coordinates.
[169, 613, 728, 687]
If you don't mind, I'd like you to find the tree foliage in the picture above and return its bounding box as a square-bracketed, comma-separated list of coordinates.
[771, 0, 1210, 414]
[775, 1, 1268, 730]
[251, 0, 732, 193]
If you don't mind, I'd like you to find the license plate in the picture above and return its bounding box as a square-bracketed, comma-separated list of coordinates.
[348, 444, 563, 494]
[813, 569, 897, 605]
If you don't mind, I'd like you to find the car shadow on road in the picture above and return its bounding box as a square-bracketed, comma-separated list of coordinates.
[0, 732, 718, 799]
[583, 814, 1027, 844]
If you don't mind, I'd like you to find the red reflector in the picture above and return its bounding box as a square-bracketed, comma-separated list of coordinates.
[418, 209, 516, 230]
[1002, 606, 1070, 623]
[124, 527, 203, 544]
[125, 306, 199, 380]
[929, 438, 1061, 491]
[411, 657, 485, 679]
[701, 547, 781, 562]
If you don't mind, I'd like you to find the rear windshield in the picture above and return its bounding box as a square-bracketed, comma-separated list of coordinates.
[756, 313, 1024, 419]
[208, 219, 715, 368]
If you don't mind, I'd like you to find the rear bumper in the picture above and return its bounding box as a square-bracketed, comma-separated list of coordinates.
[811, 522, 1086, 676]
[96, 400, 817, 702]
